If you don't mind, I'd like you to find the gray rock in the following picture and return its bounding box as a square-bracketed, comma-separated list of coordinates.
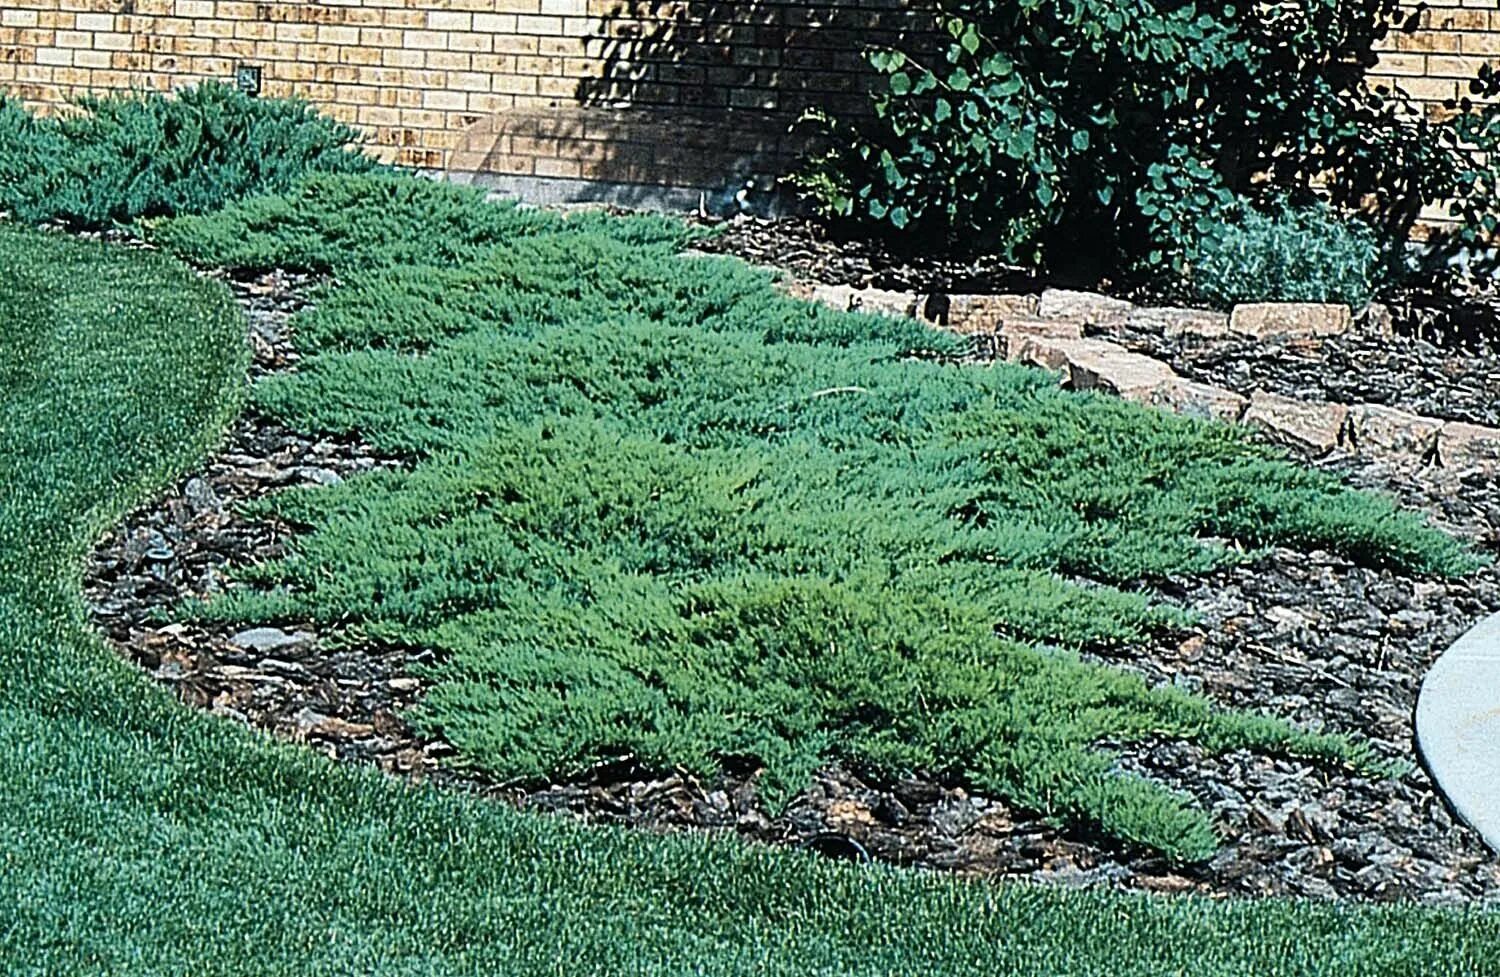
[298, 467, 344, 487]
[228, 627, 314, 654]
[183, 477, 221, 515]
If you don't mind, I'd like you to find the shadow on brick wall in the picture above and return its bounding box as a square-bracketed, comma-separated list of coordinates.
[451, 2, 933, 207]
[574, 0, 923, 119]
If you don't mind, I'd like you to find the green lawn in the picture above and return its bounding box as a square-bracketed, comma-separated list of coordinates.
[3, 202, 1498, 977]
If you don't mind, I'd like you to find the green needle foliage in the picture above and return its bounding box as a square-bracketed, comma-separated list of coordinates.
[0, 84, 375, 229]
[9, 207, 1500, 976]
[152, 173, 1471, 862]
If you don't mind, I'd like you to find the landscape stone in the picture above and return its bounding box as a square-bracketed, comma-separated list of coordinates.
[997, 317, 1085, 358]
[183, 476, 221, 516]
[1064, 345, 1180, 402]
[1129, 306, 1233, 338]
[1439, 421, 1500, 468]
[1359, 302, 1395, 339]
[1241, 391, 1350, 454]
[1229, 303, 1352, 340]
[1036, 288, 1133, 326]
[293, 707, 375, 740]
[779, 280, 816, 302]
[945, 293, 1040, 334]
[1009, 334, 1084, 371]
[229, 627, 314, 654]
[1012, 334, 1178, 399]
[808, 283, 921, 319]
[853, 286, 923, 319]
[1349, 404, 1442, 458]
[1150, 379, 1249, 423]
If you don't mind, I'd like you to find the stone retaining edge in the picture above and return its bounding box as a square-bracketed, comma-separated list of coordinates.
[784, 282, 1500, 470]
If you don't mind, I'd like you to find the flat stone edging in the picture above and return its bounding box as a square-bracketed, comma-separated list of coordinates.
[1417, 611, 1500, 854]
[782, 281, 1500, 471]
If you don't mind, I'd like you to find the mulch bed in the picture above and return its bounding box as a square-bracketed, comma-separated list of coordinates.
[84, 233, 1500, 906]
[1095, 317, 1500, 430]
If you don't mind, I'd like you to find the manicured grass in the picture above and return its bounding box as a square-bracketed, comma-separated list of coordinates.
[149, 173, 1472, 861]
[3, 210, 1500, 977]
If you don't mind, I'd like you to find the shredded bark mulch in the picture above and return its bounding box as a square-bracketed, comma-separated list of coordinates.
[1096, 317, 1500, 430]
[84, 246, 1500, 907]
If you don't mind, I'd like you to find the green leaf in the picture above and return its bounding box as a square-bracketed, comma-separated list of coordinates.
[1005, 129, 1035, 159]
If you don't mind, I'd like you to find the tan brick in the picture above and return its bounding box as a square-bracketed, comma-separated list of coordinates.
[422, 88, 467, 111]
[314, 25, 357, 45]
[1427, 54, 1489, 77]
[426, 10, 471, 31]
[535, 155, 582, 178]
[402, 29, 447, 49]
[1397, 30, 1463, 53]
[473, 13, 517, 34]
[425, 50, 471, 71]
[494, 73, 537, 95]
[516, 14, 562, 34]
[232, 21, 274, 40]
[447, 31, 492, 53]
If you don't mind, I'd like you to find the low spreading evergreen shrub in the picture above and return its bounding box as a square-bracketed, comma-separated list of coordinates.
[151, 174, 1472, 861]
[0, 84, 376, 228]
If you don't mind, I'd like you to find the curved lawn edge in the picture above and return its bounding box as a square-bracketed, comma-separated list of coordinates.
[3, 222, 1500, 976]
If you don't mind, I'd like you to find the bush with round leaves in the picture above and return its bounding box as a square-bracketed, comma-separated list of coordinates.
[794, 0, 1500, 292]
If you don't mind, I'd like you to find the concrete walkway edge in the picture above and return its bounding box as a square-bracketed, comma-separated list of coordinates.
[1415, 611, 1500, 854]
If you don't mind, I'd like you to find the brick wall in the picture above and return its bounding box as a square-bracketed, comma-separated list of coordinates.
[1369, 0, 1500, 118]
[0, 0, 924, 189]
[0, 1, 1495, 195]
